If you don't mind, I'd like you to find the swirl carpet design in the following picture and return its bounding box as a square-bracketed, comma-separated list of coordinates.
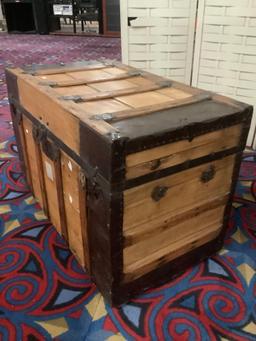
[0, 34, 255, 340]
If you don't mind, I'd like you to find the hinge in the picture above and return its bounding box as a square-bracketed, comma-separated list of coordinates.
[79, 170, 86, 189]
[60, 95, 83, 102]
[42, 138, 60, 161]
[15, 108, 22, 125]
[32, 124, 47, 144]
[158, 80, 172, 88]
[91, 166, 99, 186]
[38, 81, 58, 87]
[90, 113, 114, 122]
[87, 166, 104, 201]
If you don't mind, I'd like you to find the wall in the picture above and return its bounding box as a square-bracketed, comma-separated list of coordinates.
[192, 0, 256, 147]
[121, 0, 197, 84]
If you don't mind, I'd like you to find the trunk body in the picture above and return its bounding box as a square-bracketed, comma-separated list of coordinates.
[6, 61, 252, 306]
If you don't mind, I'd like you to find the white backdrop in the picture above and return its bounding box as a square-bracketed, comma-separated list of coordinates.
[121, 0, 197, 84]
[121, 0, 256, 147]
[192, 0, 256, 147]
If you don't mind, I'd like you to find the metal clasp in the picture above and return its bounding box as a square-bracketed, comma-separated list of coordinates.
[151, 186, 169, 202]
[201, 165, 216, 183]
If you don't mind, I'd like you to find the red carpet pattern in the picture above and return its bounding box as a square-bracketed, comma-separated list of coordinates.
[0, 34, 255, 340]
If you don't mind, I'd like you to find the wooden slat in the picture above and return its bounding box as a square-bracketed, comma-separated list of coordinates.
[116, 90, 174, 108]
[38, 74, 75, 83]
[126, 124, 242, 179]
[17, 76, 80, 154]
[68, 84, 170, 103]
[47, 71, 141, 88]
[101, 93, 210, 123]
[157, 87, 192, 100]
[79, 174, 90, 272]
[41, 153, 63, 235]
[53, 85, 98, 97]
[124, 155, 235, 231]
[30, 62, 108, 76]
[124, 226, 222, 282]
[89, 79, 139, 92]
[18, 116, 32, 188]
[22, 116, 47, 211]
[124, 195, 229, 246]
[124, 203, 225, 280]
[61, 152, 89, 268]
[77, 99, 131, 115]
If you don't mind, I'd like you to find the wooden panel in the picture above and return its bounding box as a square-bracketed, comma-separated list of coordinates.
[116, 91, 173, 108]
[128, 76, 156, 87]
[53, 85, 98, 96]
[124, 195, 228, 247]
[22, 116, 46, 210]
[41, 153, 62, 235]
[123, 205, 225, 278]
[66, 69, 114, 81]
[89, 79, 139, 92]
[104, 67, 127, 75]
[18, 116, 32, 188]
[31, 62, 106, 75]
[37, 74, 75, 82]
[124, 221, 222, 282]
[157, 87, 192, 100]
[77, 99, 130, 115]
[126, 124, 242, 179]
[106, 93, 209, 123]
[124, 155, 235, 231]
[61, 152, 89, 268]
[17, 76, 80, 154]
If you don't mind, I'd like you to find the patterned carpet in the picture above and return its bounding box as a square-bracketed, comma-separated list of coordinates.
[0, 34, 256, 340]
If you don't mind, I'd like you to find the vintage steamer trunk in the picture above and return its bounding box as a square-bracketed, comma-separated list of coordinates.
[5, 61, 252, 306]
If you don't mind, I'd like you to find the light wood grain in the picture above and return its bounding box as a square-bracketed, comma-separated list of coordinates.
[66, 69, 114, 81]
[124, 155, 235, 231]
[124, 204, 224, 263]
[37, 74, 74, 82]
[116, 90, 174, 108]
[18, 76, 80, 154]
[53, 85, 98, 97]
[124, 226, 221, 282]
[157, 87, 192, 100]
[22, 116, 46, 210]
[104, 67, 127, 75]
[89, 79, 138, 92]
[124, 195, 229, 246]
[77, 99, 131, 115]
[53, 70, 140, 87]
[32, 62, 107, 75]
[107, 93, 210, 123]
[41, 153, 62, 235]
[126, 124, 242, 179]
[61, 152, 89, 269]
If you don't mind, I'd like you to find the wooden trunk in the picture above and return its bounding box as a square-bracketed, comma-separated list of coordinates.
[5, 60, 252, 306]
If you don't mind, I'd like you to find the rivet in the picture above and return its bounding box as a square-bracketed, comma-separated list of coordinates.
[25, 129, 29, 134]
[111, 132, 121, 140]
[69, 194, 73, 204]
[68, 160, 73, 172]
